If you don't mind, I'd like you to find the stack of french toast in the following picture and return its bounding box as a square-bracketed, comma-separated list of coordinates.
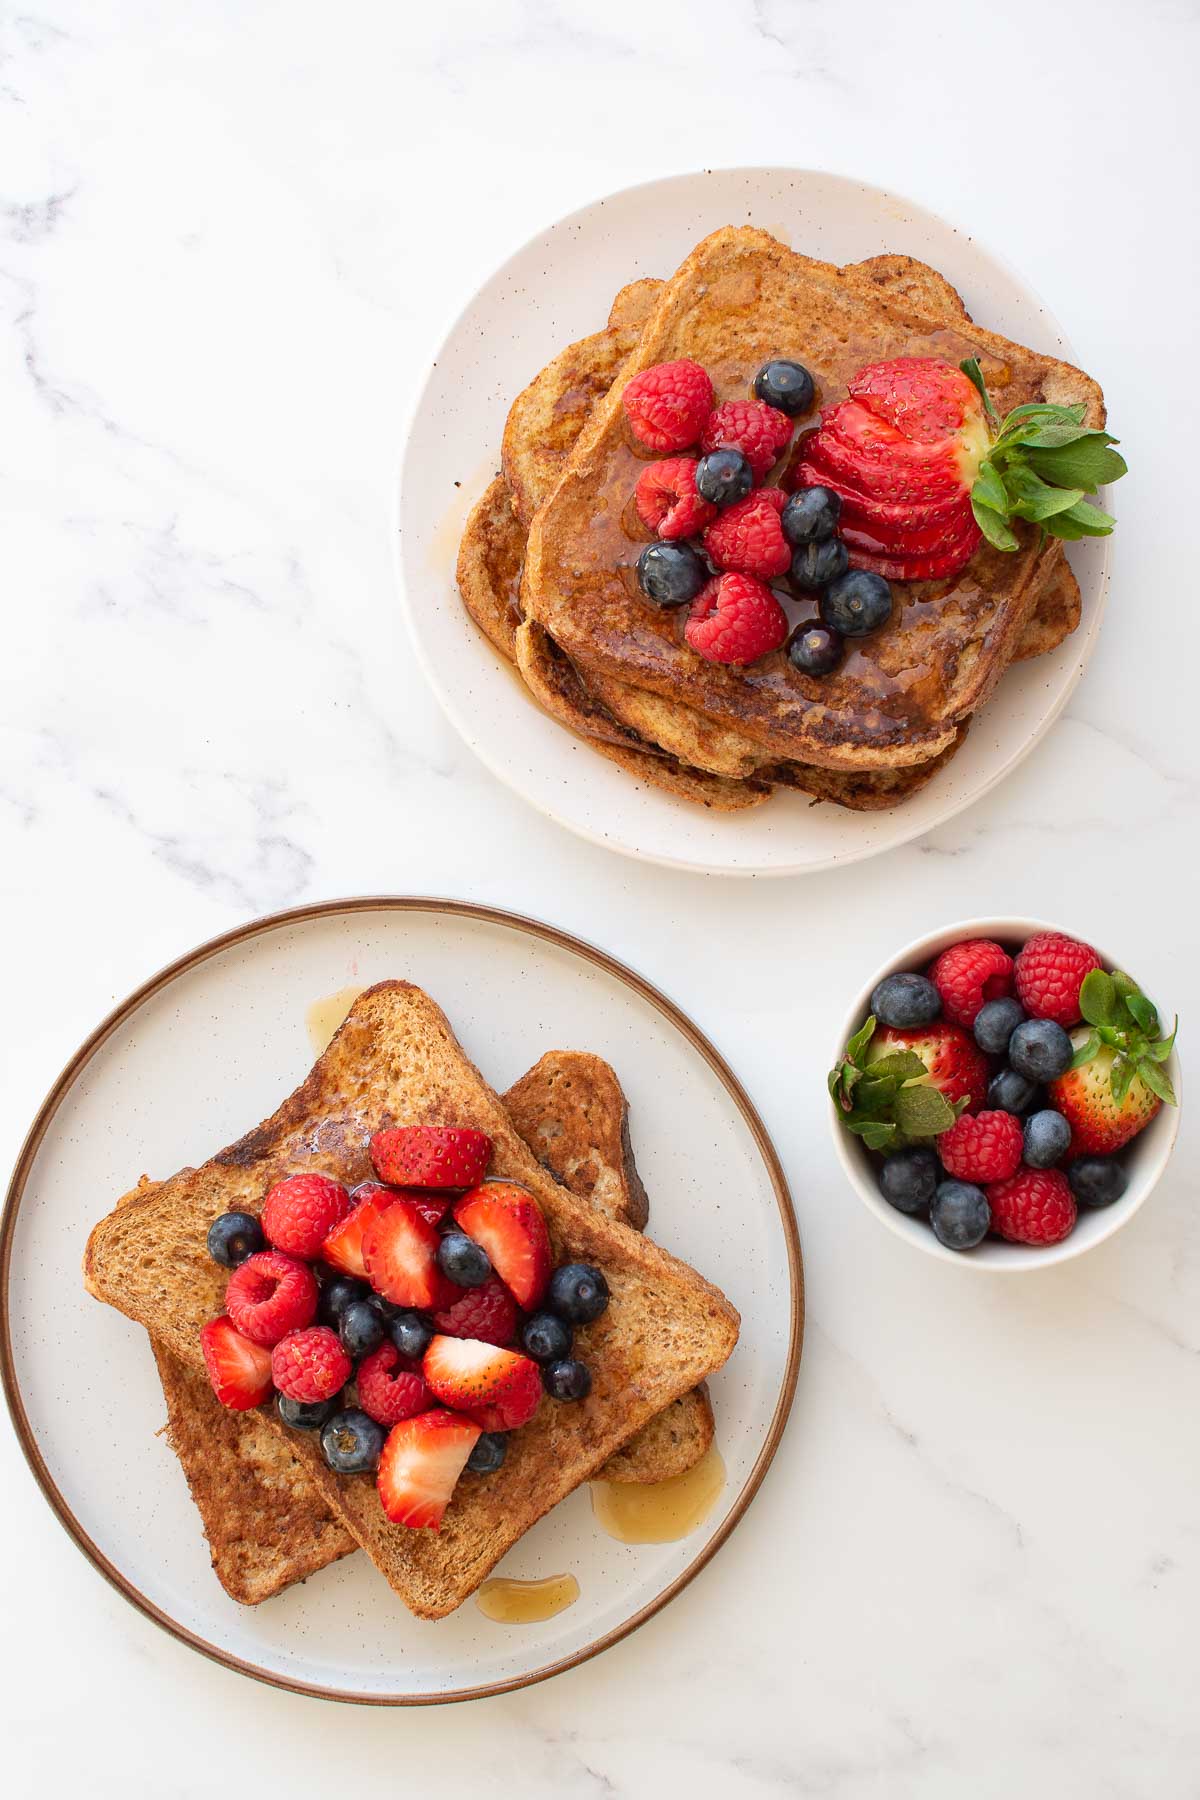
[83, 983, 738, 1618]
[457, 226, 1098, 811]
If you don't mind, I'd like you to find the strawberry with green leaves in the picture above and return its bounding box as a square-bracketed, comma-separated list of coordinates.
[792, 354, 1125, 582]
[828, 1016, 986, 1153]
[1049, 970, 1178, 1155]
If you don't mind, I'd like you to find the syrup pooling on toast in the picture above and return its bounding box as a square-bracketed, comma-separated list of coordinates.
[305, 986, 366, 1055]
[590, 1444, 726, 1543]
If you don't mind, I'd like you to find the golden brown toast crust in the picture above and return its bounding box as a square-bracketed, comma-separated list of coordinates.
[504, 1050, 650, 1232]
[523, 226, 1102, 772]
[85, 984, 740, 1619]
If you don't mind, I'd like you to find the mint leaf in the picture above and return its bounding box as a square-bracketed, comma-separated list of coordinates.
[971, 492, 1020, 551]
[893, 1083, 957, 1138]
[1080, 969, 1119, 1028]
[1026, 438, 1127, 492]
[1070, 1029, 1102, 1069]
[959, 357, 998, 422]
[1137, 1058, 1177, 1107]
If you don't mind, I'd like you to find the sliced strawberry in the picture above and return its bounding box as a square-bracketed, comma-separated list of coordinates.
[409, 1193, 450, 1230]
[452, 1182, 552, 1309]
[845, 545, 978, 582]
[369, 1125, 492, 1190]
[840, 508, 981, 569]
[361, 1196, 443, 1309]
[847, 357, 981, 444]
[199, 1316, 273, 1411]
[423, 1335, 542, 1431]
[793, 462, 966, 534]
[815, 401, 967, 505]
[377, 1410, 481, 1530]
[322, 1182, 397, 1279]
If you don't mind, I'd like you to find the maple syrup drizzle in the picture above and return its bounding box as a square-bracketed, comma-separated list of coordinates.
[475, 1572, 580, 1623]
[305, 986, 365, 1055]
[590, 1445, 727, 1544]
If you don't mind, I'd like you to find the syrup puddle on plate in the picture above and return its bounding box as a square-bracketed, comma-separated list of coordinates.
[475, 1572, 580, 1623]
[591, 1445, 726, 1544]
[305, 986, 365, 1055]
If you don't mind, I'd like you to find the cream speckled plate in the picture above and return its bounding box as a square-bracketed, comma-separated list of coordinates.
[1, 899, 800, 1704]
[396, 167, 1109, 876]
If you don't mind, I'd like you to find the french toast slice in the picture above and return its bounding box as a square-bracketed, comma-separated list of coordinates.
[462, 257, 1080, 808]
[84, 985, 740, 1619]
[141, 1047, 712, 1603]
[522, 226, 1102, 773]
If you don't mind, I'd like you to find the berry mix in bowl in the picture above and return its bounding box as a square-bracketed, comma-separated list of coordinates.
[199, 1124, 610, 1527]
[828, 919, 1181, 1269]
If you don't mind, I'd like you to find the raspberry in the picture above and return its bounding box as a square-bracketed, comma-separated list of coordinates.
[225, 1250, 318, 1347]
[432, 1275, 518, 1346]
[622, 360, 713, 453]
[937, 1110, 1023, 1183]
[634, 457, 717, 539]
[271, 1325, 351, 1403]
[685, 572, 789, 666]
[928, 939, 1014, 1028]
[702, 488, 790, 578]
[354, 1341, 430, 1426]
[701, 399, 793, 478]
[261, 1173, 351, 1259]
[1014, 931, 1103, 1026]
[986, 1167, 1077, 1247]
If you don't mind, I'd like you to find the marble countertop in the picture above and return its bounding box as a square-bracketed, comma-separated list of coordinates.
[2, 1, 1197, 1792]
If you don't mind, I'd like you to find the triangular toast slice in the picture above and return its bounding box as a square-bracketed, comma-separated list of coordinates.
[84, 984, 739, 1619]
[144, 1048, 713, 1604]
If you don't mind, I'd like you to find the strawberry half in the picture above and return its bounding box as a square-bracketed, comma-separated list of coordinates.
[199, 1316, 273, 1411]
[1047, 969, 1178, 1155]
[453, 1182, 552, 1309]
[377, 1410, 482, 1530]
[322, 1181, 397, 1279]
[796, 354, 1125, 583]
[369, 1125, 492, 1190]
[423, 1335, 542, 1431]
[361, 1196, 443, 1309]
[869, 1023, 989, 1113]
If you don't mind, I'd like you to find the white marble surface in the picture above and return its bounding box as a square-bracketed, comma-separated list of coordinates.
[1, 0, 1197, 1791]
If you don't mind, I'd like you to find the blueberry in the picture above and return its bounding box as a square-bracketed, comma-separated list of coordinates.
[870, 972, 942, 1029]
[466, 1431, 508, 1475]
[930, 1180, 991, 1251]
[820, 570, 893, 637]
[278, 1393, 340, 1431]
[637, 541, 708, 607]
[521, 1311, 574, 1363]
[338, 1298, 385, 1359]
[788, 621, 843, 678]
[320, 1407, 384, 1475]
[695, 448, 753, 507]
[318, 1274, 370, 1328]
[1023, 1110, 1072, 1169]
[1008, 1019, 1074, 1082]
[206, 1211, 263, 1269]
[791, 537, 849, 591]
[389, 1311, 433, 1359]
[543, 1358, 592, 1402]
[987, 1066, 1038, 1115]
[782, 486, 841, 546]
[878, 1147, 939, 1215]
[547, 1263, 610, 1324]
[437, 1230, 492, 1288]
[974, 997, 1026, 1056]
[753, 359, 815, 417]
[1068, 1156, 1129, 1209]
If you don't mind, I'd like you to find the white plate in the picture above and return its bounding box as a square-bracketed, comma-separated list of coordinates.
[397, 167, 1109, 876]
[1, 899, 800, 1704]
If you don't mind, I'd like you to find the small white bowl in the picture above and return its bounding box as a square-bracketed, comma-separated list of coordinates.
[830, 916, 1183, 1271]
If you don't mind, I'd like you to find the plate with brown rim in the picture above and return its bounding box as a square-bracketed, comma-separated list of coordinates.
[1, 898, 801, 1704]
